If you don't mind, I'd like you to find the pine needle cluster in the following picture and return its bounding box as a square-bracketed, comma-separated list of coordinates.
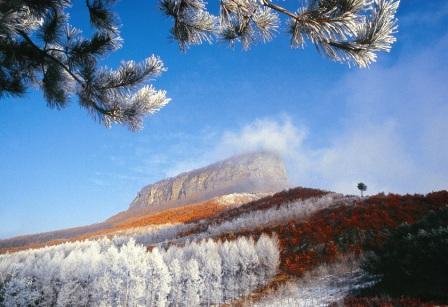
[0, 0, 170, 130]
[161, 0, 400, 68]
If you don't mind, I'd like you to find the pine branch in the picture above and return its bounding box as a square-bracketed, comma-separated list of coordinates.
[259, 0, 298, 19]
[1, 0, 169, 130]
[161, 0, 400, 67]
[18, 30, 83, 84]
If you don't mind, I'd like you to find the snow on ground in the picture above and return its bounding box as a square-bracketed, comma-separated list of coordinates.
[254, 259, 372, 307]
[214, 193, 272, 207]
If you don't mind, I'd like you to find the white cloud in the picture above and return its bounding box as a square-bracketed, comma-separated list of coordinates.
[191, 113, 445, 195]
[193, 118, 419, 195]
[166, 34, 448, 195]
[213, 117, 307, 158]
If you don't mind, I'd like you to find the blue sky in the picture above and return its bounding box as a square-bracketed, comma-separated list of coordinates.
[1, 0, 447, 238]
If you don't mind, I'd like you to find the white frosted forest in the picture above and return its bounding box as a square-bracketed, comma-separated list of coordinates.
[0, 235, 279, 306]
[0, 194, 356, 306]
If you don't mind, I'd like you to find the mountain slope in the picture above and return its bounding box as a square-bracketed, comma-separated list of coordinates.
[1, 187, 447, 306]
[0, 192, 269, 254]
[121, 151, 288, 215]
[0, 152, 287, 251]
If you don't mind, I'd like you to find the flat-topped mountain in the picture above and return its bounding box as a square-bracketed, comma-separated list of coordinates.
[0, 151, 288, 250]
[127, 151, 288, 213]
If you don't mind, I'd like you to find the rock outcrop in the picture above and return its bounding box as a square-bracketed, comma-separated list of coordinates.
[128, 151, 288, 213]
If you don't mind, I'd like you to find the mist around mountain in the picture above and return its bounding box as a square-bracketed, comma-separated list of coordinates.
[131, 151, 288, 208]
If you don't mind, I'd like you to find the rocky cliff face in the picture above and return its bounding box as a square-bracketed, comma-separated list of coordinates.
[128, 152, 288, 212]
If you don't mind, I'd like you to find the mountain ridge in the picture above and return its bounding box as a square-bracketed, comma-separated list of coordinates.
[0, 151, 289, 250]
[128, 151, 288, 211]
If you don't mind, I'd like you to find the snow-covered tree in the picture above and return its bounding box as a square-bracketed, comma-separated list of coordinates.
[182, 259, 203, 306]
[195, 239, 223, 305]
[235, 236, 260, 296]
[144, 247, 171, 306]
[1, 0, 399, 129]
[3, 275, 40, 307]
[57, 244, 101, 306]
[256, 234, 280, 280]
[219, 239, 241, 301]
[165, 258, 183, 306]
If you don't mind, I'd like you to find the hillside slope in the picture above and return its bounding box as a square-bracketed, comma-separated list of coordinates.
[0, 192, 268, 253]
[1, 188, 447, 306]
[0, 151, 287, 251]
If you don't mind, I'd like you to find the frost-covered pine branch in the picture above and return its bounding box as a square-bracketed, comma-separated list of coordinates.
[161, 0, 400, 67]
[160, 0, 217, 51]
[0, 0, 170, 130]
[1, 0, 400, 130]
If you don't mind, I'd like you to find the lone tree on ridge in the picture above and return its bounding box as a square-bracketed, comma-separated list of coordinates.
[357, 182, 367, 197]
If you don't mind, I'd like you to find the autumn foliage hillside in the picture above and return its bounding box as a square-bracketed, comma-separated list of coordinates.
[0, 198, 230, 254]
[0, 187, 327, 254]
[1, 185, 447, 305]
[205, 190, 448, 305]
[215, 191, 448, 276]
[183, 187, 329, 236]
[278, 191, 448, 275]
